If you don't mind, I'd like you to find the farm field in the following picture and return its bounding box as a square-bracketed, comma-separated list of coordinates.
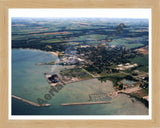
[12, 18, 149, 51]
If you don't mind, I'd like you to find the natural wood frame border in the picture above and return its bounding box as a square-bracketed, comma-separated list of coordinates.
[0, 0, 160, 128]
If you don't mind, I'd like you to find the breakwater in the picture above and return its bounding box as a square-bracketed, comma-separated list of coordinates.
[12, 95, 50, 107]
[61, 101, 111, 106]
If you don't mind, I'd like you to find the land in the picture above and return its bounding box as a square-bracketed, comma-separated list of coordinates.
[12, 18, 148, 52]
[12, 17, 149, 107]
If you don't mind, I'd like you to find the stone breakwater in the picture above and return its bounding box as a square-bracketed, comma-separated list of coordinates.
[12, 95, 50, 107]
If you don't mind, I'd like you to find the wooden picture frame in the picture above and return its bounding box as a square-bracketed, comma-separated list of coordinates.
[0, 0, 160, 128]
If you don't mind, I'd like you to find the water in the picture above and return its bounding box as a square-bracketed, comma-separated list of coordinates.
[121, 79, 136, 85]
[12, 49, 148, 115]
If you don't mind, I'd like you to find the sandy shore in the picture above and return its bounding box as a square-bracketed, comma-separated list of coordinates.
[143, 96, 149, 101]
[50, 52, 59, 56]
[118, 86, 141, 94]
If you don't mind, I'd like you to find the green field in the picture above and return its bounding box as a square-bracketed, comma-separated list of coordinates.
[12, 18, 149, 52]
[129, 54, 149, 72]
[60, 68, 92, 80]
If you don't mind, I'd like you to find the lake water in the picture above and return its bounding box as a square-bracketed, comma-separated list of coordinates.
[12, 49, 148, 115]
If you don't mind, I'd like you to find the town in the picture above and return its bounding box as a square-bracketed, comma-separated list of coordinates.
[41, 43, 149, 107]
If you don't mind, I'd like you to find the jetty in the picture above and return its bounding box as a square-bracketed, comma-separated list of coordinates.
[35, 63, 43, 65]
[61, 101, 111, 106]
[12, 95, 50, 107]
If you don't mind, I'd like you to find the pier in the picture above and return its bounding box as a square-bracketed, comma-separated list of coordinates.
[12, 95, 50, 107]
[61, 101, 111, 106]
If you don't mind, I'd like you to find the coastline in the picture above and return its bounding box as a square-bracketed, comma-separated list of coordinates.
[118, 92, 149, 108]
[12, 48, 149, 115]
[49, 51, 59, 56]
[12, 48, 59, 57]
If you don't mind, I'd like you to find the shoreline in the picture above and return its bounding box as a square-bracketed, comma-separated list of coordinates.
[117, 86, 149, 108]
[118, 92, 149, 108]
[49, 51, 59, 56]
[12, 48, 59, 57]
[12, 48, 149, 111]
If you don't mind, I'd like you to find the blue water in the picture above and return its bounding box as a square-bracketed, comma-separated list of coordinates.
[12, 49, 148, 115]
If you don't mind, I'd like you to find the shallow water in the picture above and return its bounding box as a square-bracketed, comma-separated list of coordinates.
[12, 49, 148, 115]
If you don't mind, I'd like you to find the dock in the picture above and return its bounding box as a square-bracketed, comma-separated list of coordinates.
[61, 101, 111, 106]
[12, 95, 50, 107]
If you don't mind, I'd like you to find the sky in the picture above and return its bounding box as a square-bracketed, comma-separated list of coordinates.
[9, 9, 151, 19]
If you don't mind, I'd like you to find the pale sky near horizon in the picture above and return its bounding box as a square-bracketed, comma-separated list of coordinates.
[9, 9, 151, 19]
